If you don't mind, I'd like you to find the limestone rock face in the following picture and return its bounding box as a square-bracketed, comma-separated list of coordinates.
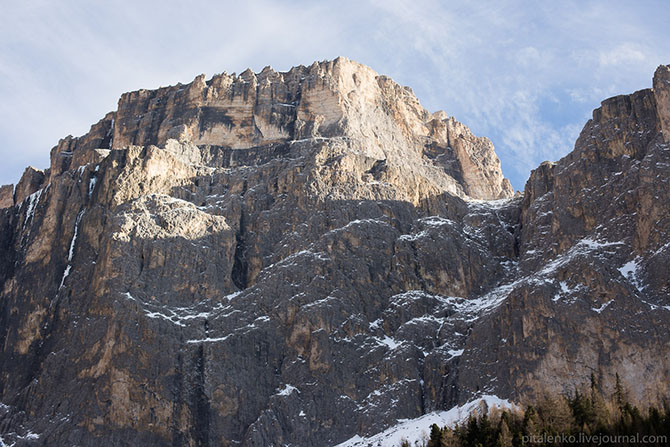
[14, 167, 46, 205]
[0, 60, 668, 447]
[52, 57, 512, 202]
[654, 64, 670, 141]
[0, 185, 12, 209]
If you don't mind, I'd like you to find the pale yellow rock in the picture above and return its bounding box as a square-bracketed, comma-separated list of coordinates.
[653, 64, 670, 142]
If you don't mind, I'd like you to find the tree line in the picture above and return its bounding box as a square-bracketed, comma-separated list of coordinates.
[401, 374, 669, 446]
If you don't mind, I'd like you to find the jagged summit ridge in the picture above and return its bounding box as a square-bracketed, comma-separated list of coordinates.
[2, 57, 512, 208]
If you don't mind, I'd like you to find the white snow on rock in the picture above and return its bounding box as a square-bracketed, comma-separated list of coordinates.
[465, 196, 518, 209]
[334, 395, 516, 447]
[67, 210, 85, 262]
[23, 188, 44, 225]
[592, 300, 614, 314]
[447, 349, 464, 358]
[377, 335, 402, 350]
[108, 118, 115, 149]
[122, 289, 246, 331]
[618, 258, 644, 293]
[398, 230, 430, 242]
[538, 237, 624, 278]
[276, 384, 299, 396]
[88, 176, 97, 198]
[59, 210, 85, 289]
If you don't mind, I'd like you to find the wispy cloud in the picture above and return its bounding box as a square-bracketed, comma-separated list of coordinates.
[1, 0, 668, 190]
[357, 0, 670, 188]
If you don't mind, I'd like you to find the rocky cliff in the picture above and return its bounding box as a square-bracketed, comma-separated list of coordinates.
[0, 58, 668, 447]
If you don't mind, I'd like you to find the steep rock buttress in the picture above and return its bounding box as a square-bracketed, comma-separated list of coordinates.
[0, 60, 668, 447]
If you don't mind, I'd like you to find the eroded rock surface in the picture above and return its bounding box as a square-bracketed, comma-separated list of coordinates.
[0, 185, 12, 209]
[0, 60, 668, 447]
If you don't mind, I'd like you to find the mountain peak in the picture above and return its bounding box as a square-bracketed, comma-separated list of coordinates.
[3, 59, 667, 447]
[653, 63, 670, 142]
[31, 58, 512, 203]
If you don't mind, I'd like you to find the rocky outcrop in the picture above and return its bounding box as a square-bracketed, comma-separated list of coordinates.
[481, 64, 670, 404]
[654, 64, 670, 141]
[48, 57, 512, 202]
[0, 185, 12, 209]
[0, 60, 668, 447]
[13, 167, 46, 205]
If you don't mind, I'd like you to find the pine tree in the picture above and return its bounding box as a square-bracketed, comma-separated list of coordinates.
[464, 415, 479, 447]
[522, 405, 540, 439]
[537, 391, 574, 435]
[428, 423, 442, 447]
[589, 373, 610, 431]
[477, 413, 493, 447]
[496, 418, 513, 447]
[614, 372, 627, 413]
[441, 427, 459, 447]
[570, 389, 595, 432]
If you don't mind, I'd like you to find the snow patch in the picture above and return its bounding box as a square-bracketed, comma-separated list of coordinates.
[560, 282, 570, 293]
[24, 188, 44, 225]
[420, 216, 456, 228]
[553, 281, 581, 303]
[398, 230, 429, 242]
[592, 300, 614, 314]
[465, 196, 518, 210]
[539, 237, 624, 277]
[145, 311, 187, 327]
[276, 384, 299, 396]
[335, 395, 516, 447]
[186, 335, 230, 344]
[58, 266, 72, 289]
[224, 291, 243, 301]
[67, 210, 85, 262]
[377, 335, 401, 350]
[108, 118, 115, 149]
[447, 349, 464, 358]
[88, 176, 97, 198]
[369, 318, 382, 329]
[122, 290, 240, 329]
[59, 210, 85, 289]
[618, 258, 644, 292]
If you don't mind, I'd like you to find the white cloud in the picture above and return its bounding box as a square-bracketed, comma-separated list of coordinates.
[599, 43, 647, 66]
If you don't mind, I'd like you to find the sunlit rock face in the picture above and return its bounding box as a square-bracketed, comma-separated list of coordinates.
[0, 59, 668, 447]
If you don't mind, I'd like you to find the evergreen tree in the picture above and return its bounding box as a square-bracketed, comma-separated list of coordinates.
[570, 390, 595, 432]
[463, 415, 479, 447]
[536, 391, 574, 435]
[614, 372, 627, 413]
[496, 418, 513, 447]
[428, 423, 442, 447]
[441, 427, 459, 447]
[477, 413, 493, 447]
[589, 373, 610, 431]
[522, 405, 540, 439]
[396, 378, 669, 447]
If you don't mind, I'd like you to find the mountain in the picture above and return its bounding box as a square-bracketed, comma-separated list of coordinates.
[0, 57, 668, 446]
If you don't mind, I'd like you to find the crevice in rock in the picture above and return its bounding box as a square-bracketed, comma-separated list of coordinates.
[191, 345, 211, 447]
[171, 352, 186, 447]
[231, 209, 249, 290]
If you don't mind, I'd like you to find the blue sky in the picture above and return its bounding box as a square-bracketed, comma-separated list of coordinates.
[1, 0, 669, 191]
